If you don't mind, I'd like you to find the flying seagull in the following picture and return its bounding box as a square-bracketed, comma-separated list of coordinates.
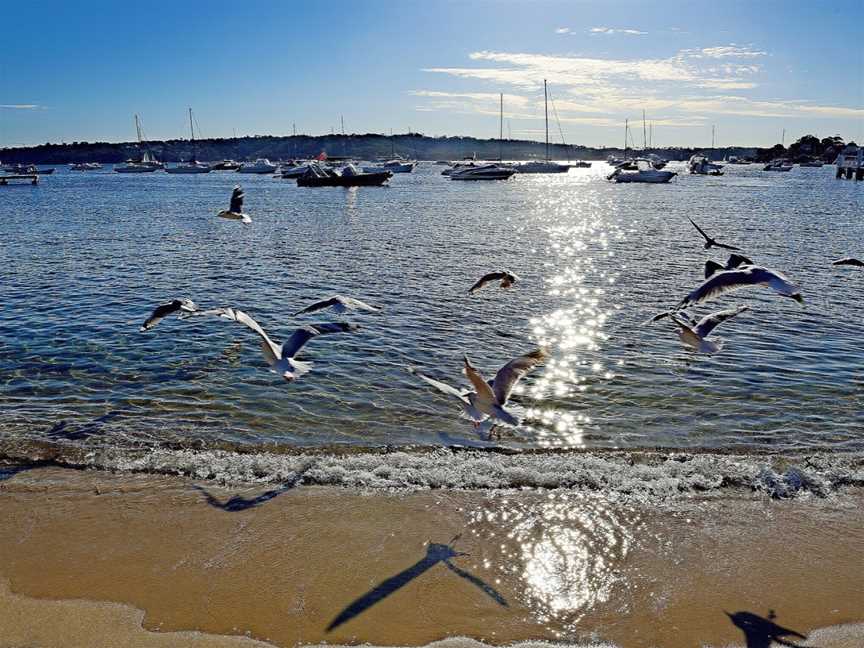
[689, 218, 741, 251]
[140, 299, 198, 332]
[217, 185, 251, 224]
[407, 367, 487, 428]
[184, 307, 358, 381]
[468, 270, 520, 294]
[832, 257, 864, 268]
[294, 295, 381, 317]
[660, 305, 749, 354]
[677, 265, 803, 309]
[704, 253, 755, 279]
[462, 348, 548, 427]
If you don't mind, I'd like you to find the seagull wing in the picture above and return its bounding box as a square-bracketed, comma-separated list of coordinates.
[337, 296, 381, 312]
[140, 299, 197, 332]
[714, 241, 742, 251]
[726, 254, 754, 269]
[293, 297, 340, 316]
[694, 305, 749, 338]
[833, 257, 864, 267]
[184, 307, 282, 363]
[229, 186, 244, 213]
[704, 260, 726, 279]
[688, 218, 711, 243]
[280, 322, 359, 359]
[468, 272, 506, 294]
[679, 266, 800, 308]
[491, 348, 548, 404]
[407, 367, 469, 404]
[463, 356, 497, 408]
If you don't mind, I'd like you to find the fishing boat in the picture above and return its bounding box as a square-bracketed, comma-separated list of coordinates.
[764, 159, 793, 172]
[166, 108, 211, 174]
[608, 159, 676, 183]
[296, 162, 392, 187]
[449, 163, 516, 181]
[514, 80, 569, 174]
[116, 115, 163, 173]
[237, 159, 278, 174]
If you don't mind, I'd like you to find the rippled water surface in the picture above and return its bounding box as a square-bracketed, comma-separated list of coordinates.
[2, 163, 862, 452]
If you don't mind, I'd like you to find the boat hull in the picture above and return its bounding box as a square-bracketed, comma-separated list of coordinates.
[114, 166, 158, 173]
[297, 172, 392, 187]
[612, 171, 676, 183]
[165, 166, 211, 174]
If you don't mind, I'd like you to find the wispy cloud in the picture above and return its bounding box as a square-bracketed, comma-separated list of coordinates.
[555, 27, 571, 35]
[0, 104, 42, 110]
[590, 27, 647, 36]
[690, 44, 767, 58]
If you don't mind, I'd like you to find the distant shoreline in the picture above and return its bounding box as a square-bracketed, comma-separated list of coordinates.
[0, 133, 762, 165]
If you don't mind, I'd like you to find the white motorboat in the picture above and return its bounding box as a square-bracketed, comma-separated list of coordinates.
[513, 160, 569, 174]
[281, 163, 314, 179]
[362, 159, 416, 174]
[449, 163, 516, 181]
[70, 162, 102, 171]
[608, 159, 676, 183]
[688, 154, 724, 175]
[115, 161, 158, 173]
[237, 158, 278, 174]
[442, 162, 480, 176]
[764, 158, 793, 172]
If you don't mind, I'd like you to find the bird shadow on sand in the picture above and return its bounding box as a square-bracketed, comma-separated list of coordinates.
[192, 466, 309, 512]
[0, 463, 40, 482]
[726, 609, 812, 648]
[45, 411, 122, 441]
[326, 534, 507, 632]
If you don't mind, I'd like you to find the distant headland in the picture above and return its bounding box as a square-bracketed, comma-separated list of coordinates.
[0, 133, 853, 165]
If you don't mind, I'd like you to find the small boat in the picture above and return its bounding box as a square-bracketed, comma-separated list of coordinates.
[116, 115, 164, 172]
[571, 161, 591, 168]
[363, 159, 416, 173]
[688, 154, 724, 176]
[764, 159, 793, 172]
[798, 160, 824, 168]
[608, 159, 676, 183]
[280, 163, 315, 179]
[210, 160, 242, 171]
[442, 162, 480, 176]
[237, 158, 279, 174]
[296, 162, 391, 187]
[165, 109, 212, 174]
[70, 162, 102, 171]
[449, 163, 516, 181]
[115, 162, 158, 173]
[513, 160, 569, 174]
[3, 164, 53, 175]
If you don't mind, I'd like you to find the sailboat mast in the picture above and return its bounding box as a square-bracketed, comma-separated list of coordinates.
[544, 79, 549, 162]
[642, 109, 647, 149]
[188, 108, 195, 141]
[624, 119, 628, 159]
[499, 93, 503, 163]
[134, 114, 142, 143]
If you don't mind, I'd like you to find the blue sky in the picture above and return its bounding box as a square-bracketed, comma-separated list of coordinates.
[1, 1, 862, 148]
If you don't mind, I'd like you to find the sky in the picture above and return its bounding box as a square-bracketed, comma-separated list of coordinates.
[1, 0, 862, 149]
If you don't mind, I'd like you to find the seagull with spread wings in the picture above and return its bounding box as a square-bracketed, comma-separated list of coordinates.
[689, 218, 741, 251]
[216, 185, 251, 224]
[140, 299, 198, 332]
[704, 253, 754, 279]
[653, 306, 749, 354]
[468, 270, 520, 294]
[184, 307, 358, 381]
[294, 295, 381, 316]
[677, 265, 803, 309]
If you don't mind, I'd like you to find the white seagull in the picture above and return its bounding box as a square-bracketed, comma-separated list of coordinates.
[677, 265, 803, 309]
[140, 299, 198, 332]
[217, 185, 251, 224]
[704, 254, 754, 279]
[294, 295, 381, 316]
[184, 307, 358, 381]
[653, 305, 749, 354]
[468, 270, 520, 294]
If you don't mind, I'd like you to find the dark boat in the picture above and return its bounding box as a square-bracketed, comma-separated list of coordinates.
[296, 163, 392, 187]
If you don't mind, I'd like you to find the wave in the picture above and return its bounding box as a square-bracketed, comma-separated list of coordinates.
[1, 438, 862, 501]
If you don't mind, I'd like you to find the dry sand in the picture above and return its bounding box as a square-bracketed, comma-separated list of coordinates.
[0, 465, 861, 648]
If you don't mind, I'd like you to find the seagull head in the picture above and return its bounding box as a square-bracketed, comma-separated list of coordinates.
[282, 371, 297, 382]
[790, 293, 804, 304]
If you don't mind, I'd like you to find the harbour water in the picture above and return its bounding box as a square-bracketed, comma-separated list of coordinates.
[2, 163, 862, 457]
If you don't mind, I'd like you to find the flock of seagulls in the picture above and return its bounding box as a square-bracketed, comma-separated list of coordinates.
[139, 190, 861, 439]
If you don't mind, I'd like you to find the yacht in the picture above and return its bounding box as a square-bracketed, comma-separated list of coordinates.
[237, 159, 278, 174]
[688, 155, 724, 175]
[116, 115, 163, 172]
[449, 164, 516, 181]
[70, 162, 102, 171]
[165, 109, 211, 174]
[211, 160, 242, 171]
[764, 159, 793, 172]
[608, 159, 676, 183]
[514, 160, 569, 174]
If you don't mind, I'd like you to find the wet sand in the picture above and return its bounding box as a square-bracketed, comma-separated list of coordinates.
[0, 465, 861, 648]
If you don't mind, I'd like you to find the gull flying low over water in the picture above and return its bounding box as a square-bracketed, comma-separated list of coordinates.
[689, 218, 741, 251]
[217, 185, 251, 224]
[140, 299, 198, 332]
[409, 348, 547, 437]
[184, 307, 358, 381]
[468, 270, 520, 294]
[677, 265, 803, 309]
[704, 254, 754, 279]
[294, 295, 381, 316]
[832, 257, 864, 268]
[651, 305, 749, 354]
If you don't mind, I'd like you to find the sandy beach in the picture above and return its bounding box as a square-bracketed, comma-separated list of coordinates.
[0, 464, 861, 648]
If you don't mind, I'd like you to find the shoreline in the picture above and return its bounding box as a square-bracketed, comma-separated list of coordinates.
[1, 466, 862, 648]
